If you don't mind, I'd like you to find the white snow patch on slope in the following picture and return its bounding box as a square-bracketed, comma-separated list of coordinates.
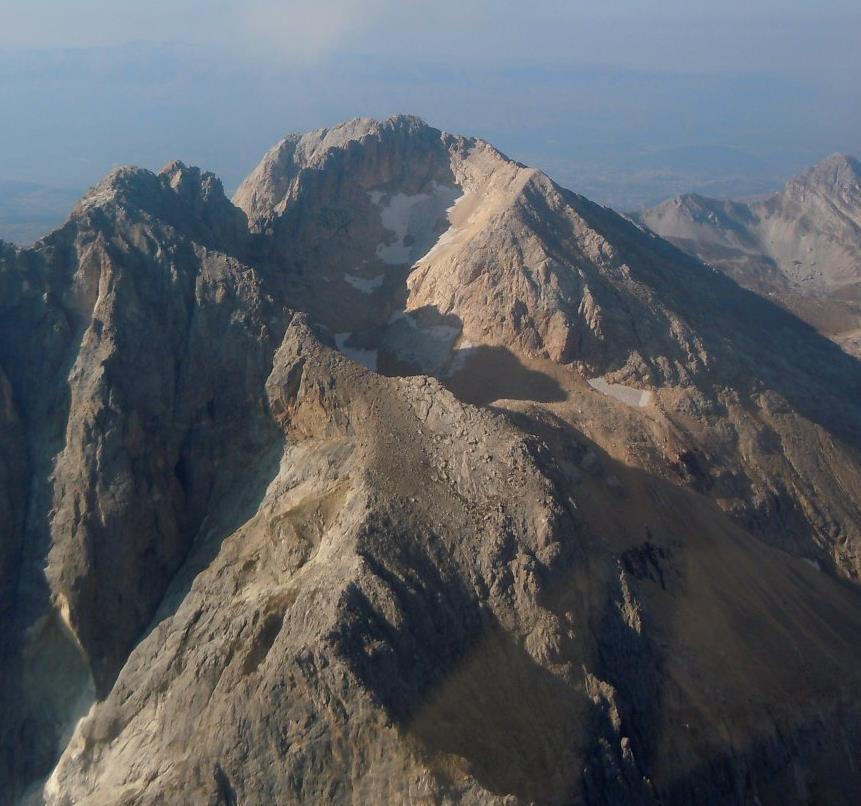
[588, 377, 653, 408]
[369, 183, 461, 265]
[344, 273, 384, 293]
[382, 311, 461, 374]
[419, 190, 473, 262]
[335, 332, 378, 371]
[445, 339, 474, 376]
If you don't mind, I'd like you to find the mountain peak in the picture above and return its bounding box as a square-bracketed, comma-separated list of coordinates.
[233, 114, 457, 226]
[640, 150, 861, 354]
[638, 191, 756, 241]
[75, 165, 159, 212]
[69, 160, 245, 247]
[788, 152, 861, 195]
[816, 151, 860, 174]
[4, 116, 861, 805]
[285, 114, 434, 164]
[157, 160, 233, 210]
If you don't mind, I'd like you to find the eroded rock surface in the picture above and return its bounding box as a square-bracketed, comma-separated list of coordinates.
[1, 117, 860, 804]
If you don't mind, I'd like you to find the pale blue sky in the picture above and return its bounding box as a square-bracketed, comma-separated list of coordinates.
[0, 1, 859, 210]
[3, 0, 860, 79]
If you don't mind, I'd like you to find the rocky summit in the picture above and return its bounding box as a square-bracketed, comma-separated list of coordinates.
[1, 115, 860, 805]
[638, 153, 861, 357]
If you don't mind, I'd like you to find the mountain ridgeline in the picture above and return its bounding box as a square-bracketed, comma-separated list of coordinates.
[1, 116, 860, 804]
[638, 153, 861, 356]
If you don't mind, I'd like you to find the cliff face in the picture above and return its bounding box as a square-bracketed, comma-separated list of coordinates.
[0, 161, 290, 795]
[2, 117, 861, 804]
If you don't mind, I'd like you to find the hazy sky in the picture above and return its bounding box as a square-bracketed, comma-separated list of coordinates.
[0, 1, 859, 212]
[4, 1, 859, 78]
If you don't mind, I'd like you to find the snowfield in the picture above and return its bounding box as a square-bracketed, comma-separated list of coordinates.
[369, 182, 462, 265]
[588, 377, 653, 407]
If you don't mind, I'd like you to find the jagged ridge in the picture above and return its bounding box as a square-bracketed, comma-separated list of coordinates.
[0, 118, 860, 805]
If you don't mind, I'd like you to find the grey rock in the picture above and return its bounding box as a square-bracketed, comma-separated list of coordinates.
[0, 118, 860, 805]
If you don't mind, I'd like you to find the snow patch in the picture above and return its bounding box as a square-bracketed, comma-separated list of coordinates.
[445, 339, 474, 376]
[803, 558, 822, 572]
[335, 332, 378, 371]
[369, 182, 462, 265]
[382, 311, 461, 374]
[418, 190, 472, 262]
[588, 377, 653, 408]
[344, 273, 384, 294]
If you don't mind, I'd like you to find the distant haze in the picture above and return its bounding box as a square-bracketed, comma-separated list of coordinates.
[0, 1, 859, 241]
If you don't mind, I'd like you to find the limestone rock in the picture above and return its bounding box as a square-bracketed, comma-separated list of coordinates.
[1, 118, 860, 804]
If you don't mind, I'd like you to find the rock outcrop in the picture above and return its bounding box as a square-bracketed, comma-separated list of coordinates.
[233, 117, 861, 578]
[1, 117, 860, 804]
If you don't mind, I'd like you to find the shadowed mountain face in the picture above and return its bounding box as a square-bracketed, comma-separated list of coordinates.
[638, 154, 861, 357]
[1, 116, 861, 804]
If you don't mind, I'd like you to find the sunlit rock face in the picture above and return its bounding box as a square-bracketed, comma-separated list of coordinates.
[1, 117, 861, 804]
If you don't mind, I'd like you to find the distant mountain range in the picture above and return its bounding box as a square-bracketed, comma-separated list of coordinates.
[638, 153, 861, 356]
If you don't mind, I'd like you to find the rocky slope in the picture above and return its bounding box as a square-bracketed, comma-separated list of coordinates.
[1, 116, 860, 804]
[638, 153, 861, 356]
[234, 117, 861, 578]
